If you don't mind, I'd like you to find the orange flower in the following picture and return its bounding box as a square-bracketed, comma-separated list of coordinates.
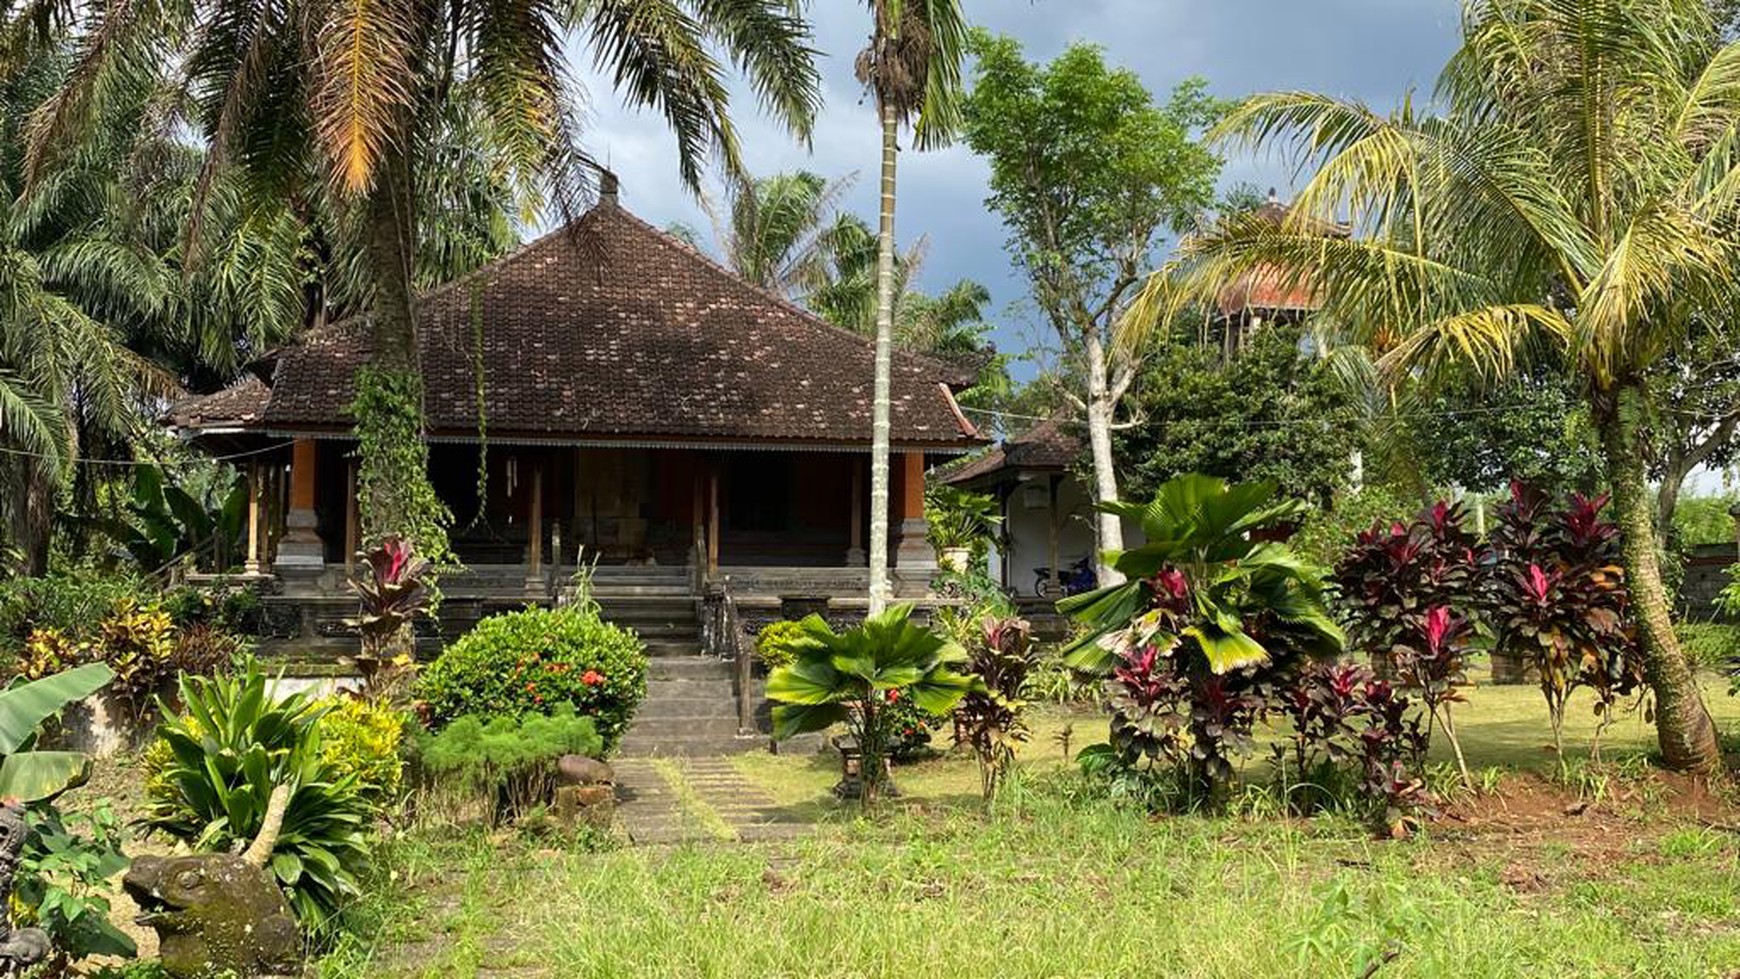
[581, 670, 605, 687]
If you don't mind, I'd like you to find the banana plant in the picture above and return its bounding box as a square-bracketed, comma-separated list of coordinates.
[0, 663, 114, 804]
[97, 464, 247, 575]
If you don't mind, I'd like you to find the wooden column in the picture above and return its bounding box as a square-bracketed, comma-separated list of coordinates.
[847, 458, 866, 566]
[707, 460, 720, 574]
[344, 461, 360, 563]
[526, 458, 545, 590]
[244, 462, 263, 574]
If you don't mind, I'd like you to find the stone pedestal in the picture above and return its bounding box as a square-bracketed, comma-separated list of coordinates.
[273, 508, 325, 578]
[894, 517, 936, 570]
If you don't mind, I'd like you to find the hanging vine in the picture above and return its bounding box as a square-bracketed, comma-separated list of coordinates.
[351, 365, 454, 569]
[468, 278, 490, 528]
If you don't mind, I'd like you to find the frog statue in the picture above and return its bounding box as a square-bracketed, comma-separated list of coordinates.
[0, 803, 52, 974]
[123, 786, 302, 979]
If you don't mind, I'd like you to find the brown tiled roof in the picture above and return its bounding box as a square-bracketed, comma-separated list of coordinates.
[942, 415, 1080, 486]
[1215, 196, 1350, 319]
[166, 376, 271, 429]
[226, 202, 982, 450]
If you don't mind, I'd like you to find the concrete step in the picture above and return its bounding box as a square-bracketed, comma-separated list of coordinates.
[646, 658, 733, 681]
[634, 696, 740, 720]
[616, 733, 767, 757]
[644, 642, 703, 658]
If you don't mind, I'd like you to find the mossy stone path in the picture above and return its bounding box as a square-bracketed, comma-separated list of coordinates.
[614, 757, 809, 845]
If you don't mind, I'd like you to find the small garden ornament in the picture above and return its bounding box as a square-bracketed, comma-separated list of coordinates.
[124, 785, 301, 979]
[0, 804, 51, 974]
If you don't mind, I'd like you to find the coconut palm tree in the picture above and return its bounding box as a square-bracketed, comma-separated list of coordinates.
[31, 0, 822, 554]
[1150, 0, 1740, 773]
[858, 0, 969, 613]
[708, 170, 851, 298]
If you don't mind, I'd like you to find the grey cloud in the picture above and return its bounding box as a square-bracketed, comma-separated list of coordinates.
[567, 1, 1462, 378]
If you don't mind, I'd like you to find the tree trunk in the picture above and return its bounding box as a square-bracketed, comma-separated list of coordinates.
[1082, 329, 1126, 585]
[362, 137, 418, 375]
[867, 102, 899, 615]
[20, 460, 52, 576]
[1597, 384, 1722, 776]
[354, 129, 431, 548]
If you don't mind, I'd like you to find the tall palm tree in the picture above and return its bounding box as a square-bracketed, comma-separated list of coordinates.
[1154, 0, 1740, 773]
[32, 0, 822, 553]
[858, 0, 968, 613]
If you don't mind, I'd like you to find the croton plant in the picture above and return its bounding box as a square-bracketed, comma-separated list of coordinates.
[345, 536, 431, 699]
[1485, 483, 1642, 761]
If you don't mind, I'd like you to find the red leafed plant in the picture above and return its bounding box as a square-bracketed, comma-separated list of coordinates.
[1334, 500, 1481, 672]
[1333, 499, 1482, 788]
[1486, 483, 1641, 766]
[346, 536, 431, 699]
[1275, 661, 1435, 838]
[1392, 605, 1475, 788]
[952, 615, 1041, 803]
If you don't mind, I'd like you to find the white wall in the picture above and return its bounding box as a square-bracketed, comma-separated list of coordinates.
[1000, 477, 1098, 597]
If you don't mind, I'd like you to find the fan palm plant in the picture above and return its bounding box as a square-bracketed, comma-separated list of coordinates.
[859, 0, 970, 614]
[1142, 0, 1737, 773]
[766, 603, 972, 806]
[31, 0, 822, 555]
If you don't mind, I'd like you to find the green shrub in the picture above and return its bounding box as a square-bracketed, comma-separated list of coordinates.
[755, 620, 808, 671]
[1290, 484, 1415, 570]
[318, 696, 408, 805]
[416, 605, 647, 751]
[0, 571, 150, 658]
[412, 706, 603, 824]
[17, 801, 136, 960]
[142, 659, 373, 934]
[1677, 622, 1740, 673]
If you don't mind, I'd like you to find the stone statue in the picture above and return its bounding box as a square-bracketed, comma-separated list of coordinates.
[124, 786, 302, 979]
[0, 804, 51, 974]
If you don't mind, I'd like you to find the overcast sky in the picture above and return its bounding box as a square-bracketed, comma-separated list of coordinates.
[569, 1, 1465, 378]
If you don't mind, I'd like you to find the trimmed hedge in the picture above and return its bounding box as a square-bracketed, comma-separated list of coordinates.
[416, 605, 647, 752]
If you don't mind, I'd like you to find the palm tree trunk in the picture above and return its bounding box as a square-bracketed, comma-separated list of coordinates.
[1596, 384, 1722, 776]
[353, 130, 445, 556]
[1082, 330, 1125, 585]
[363, 138, 418, 375]
[867, 102, 899, 615]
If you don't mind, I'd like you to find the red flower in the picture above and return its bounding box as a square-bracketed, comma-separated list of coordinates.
[525, 682, 537, 693]
[581, 670, 605, 687]
[885, 688, 901, 702]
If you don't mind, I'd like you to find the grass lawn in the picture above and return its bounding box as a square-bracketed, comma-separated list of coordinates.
[318, 671, 1740, 979]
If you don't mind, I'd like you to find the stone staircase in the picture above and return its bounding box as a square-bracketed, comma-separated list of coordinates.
[591, 568, 765, 758]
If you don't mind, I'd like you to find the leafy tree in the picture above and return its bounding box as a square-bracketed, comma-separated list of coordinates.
[1387, 369, 1602, 498]
[961, 34, 1221, 584]
[1117, 321, 1362, 505]
[1164, 0, 1739, 773]
[35, 0, 822, 560]
[858, 0, 970, 615]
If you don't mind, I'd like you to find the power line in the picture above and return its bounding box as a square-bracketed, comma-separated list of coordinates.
[0, 439, 292, 467]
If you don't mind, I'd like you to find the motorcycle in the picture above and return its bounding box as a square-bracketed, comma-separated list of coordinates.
[1033, 557, 1096, 599]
